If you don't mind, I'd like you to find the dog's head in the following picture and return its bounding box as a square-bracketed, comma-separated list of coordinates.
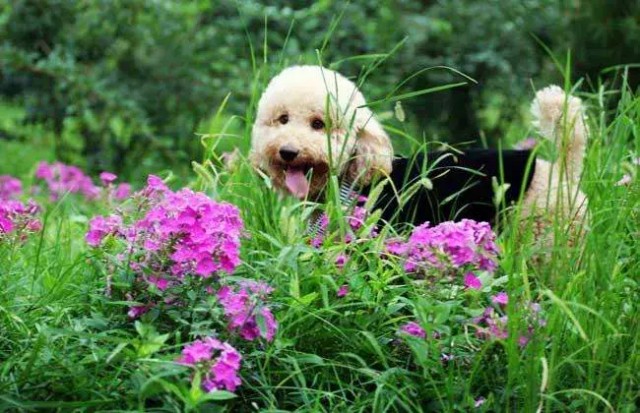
[250, 65, 393, 200]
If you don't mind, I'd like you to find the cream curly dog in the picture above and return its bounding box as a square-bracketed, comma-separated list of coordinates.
[250, 65, 588, 234]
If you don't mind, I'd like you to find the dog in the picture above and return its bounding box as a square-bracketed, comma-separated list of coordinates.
[250, 65, 588, 237]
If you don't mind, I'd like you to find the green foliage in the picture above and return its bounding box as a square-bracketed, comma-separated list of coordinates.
[2, 1, 638, 176]
[1, 79, 638, 411]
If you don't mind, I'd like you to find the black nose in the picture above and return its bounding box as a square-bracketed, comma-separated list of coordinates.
[279, 146, 299, 162]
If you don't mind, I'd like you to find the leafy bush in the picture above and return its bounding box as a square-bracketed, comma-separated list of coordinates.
[4, 1, 637, 176]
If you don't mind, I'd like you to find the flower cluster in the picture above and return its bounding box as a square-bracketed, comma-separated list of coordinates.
[35, 161, 101, 200]
[473, 297, 546, 346]
[309, 195, 377, 248]
[394, 219, 499, 275]
[0, 199, 41, 236]
[0, 175, 42, 239]
[34, 162, 130, 201]
[177, 337, 242, 392]
[399, 321, 426, 339]
[87, 175, 245, 316]
[87, 176, 243, 278]
[217, 281, 278, 342]
[0, 175, 22, 200]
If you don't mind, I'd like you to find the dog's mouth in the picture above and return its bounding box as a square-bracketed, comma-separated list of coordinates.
[276, 162, 329, 199]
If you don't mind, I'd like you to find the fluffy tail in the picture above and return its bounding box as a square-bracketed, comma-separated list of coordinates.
[530, 85, 588, 183]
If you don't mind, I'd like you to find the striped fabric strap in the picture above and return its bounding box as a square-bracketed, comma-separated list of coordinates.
[307, 180, 359, 237]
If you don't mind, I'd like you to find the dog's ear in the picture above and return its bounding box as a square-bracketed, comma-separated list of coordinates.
[348, 109, 393, 185]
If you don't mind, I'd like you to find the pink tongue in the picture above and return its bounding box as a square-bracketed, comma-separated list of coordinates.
[285, 167, 310, 198]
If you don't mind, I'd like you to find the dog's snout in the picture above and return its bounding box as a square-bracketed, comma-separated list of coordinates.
[279, 145, 299, 162]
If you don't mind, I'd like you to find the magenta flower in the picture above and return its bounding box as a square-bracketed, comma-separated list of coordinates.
[400, 219, 499, 275]
[147, 174, 168, 192]
[127, 305, 149, 319]
[34, 161, 100, 200]
[348, 206, 368, 231]
[0, 199, 42, 238]
[177, 337, 242, 393]
[99, 171, 118, 185]
[464, 272, 482, 290]
[0, 175, 22, 200]
[491, 292, 509, 306]
[337, 285, 349, 297]
[217, 283, 278, 342]
[113, 183, 132, 200]
[335, 254, 348, 268]
[385, 238, 408, 256]
[399, 321, 426, 339]
[86, 215, 122, 247]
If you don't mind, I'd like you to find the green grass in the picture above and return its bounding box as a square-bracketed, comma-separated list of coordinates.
[1, 60, 639, 412]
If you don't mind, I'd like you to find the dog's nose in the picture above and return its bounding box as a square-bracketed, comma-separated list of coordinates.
[279, 146, 299, 162]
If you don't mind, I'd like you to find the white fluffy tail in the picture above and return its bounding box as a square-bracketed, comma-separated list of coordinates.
[530, 85, 588, 183]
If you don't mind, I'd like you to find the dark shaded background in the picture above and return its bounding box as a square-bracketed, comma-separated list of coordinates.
[1, 0, 638, 178]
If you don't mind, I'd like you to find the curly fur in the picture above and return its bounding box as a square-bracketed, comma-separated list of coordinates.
[250, 65, 392, 199]
[251, 65, 588, 236]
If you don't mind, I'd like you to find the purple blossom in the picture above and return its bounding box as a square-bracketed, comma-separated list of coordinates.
[491, 292, 509, 306]
[400, 219, 499, 274]
[464, 272, 482, 290]
[0, 175, 22, 200]
[399, 321, 426, 339]
[0, 199, 42, 238]
[335, 253, 348, 268]
[385, 238, 408, 256]
[177, 337, 242, 393]
[35, 161, 101, 200]
[113, 183, 132, 200]
[217, 284, 278, 342]
[337, 285, 349, 297]
[86, 215, 122, 246]
[99, 171, 118, 185]
[127, 305, 149, 319]
[348, 206, 368, 231]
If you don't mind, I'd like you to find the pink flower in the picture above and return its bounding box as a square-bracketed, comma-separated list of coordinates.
[217, 283, 277, 342]
[113, 183, 131, 200]
[177, 338, 243, 393]
[148, 276, 170, 290]
[127, 305, 149, 319]
[399, 321, 426, 338]
[464, 272, 482, 290]
[402, 220, 499, 274]
[99, 171, 118, 185]
[337, 285, 349, 297]
[348, 206, 368, 231]
[34, 161, 100, 200]
[0, 175, 22, 200]
[0, 199, 42, 237]
[86, 215, 122, 247]
[491, 292, 509, 306]
[335, 254, 348, 268]
[385, 238, 408, 256]
[147, 175, 168, 192]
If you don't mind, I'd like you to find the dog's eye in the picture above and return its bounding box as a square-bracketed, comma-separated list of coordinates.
[310, 118, 325, 131]
[278, 114, 289, 125]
